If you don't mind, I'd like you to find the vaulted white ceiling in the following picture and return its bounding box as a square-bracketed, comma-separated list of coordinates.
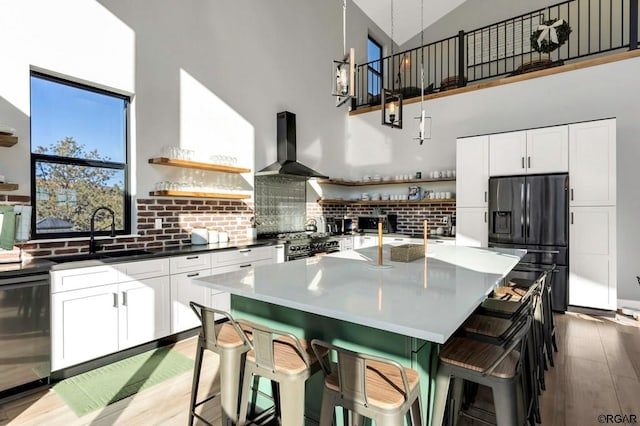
[352, 0, 468, 46]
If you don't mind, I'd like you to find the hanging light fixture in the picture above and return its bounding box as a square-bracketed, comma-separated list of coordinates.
[332, 0, 355, 107]
[414, 0, 431, 143]
[382, 0, 403, 129]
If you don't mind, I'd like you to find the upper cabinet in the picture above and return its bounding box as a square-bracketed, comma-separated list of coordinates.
[568, 119, 616, 206]
[456, 135, 488, 208]
[489, 126, 568, 176]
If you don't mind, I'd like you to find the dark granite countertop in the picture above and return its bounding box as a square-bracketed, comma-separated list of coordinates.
[0, 239, 279, 276]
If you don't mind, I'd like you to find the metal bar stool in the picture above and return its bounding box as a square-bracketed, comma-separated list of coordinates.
[189, 302, 252, 426]
[310, 340, 423, 426]
[462, 302, 540, 425]
[479, 273, 547, 394]
[508, 265, 558, 367]
[432, 313, 533, 426]
[236, 321, 328, 426]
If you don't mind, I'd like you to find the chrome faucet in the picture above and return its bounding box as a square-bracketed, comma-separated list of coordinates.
[89, 206, 116, 254]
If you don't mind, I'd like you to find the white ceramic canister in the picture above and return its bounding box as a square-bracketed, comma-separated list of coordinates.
[191, 228, 209, 245]
[219, 231, 229, 243]
[207, 228, 219, 243]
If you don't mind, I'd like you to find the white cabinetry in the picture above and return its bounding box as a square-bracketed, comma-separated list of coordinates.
[51, 284, 120, 370]
[569, 206, 616, 310]
[170, 253, 212, 333]
[455, 208, 488, 247]
[51, 258, 171, 370]
[354, 235, 377, 249]
[339, 237, 354, 251]
[489, 126, 568, 176]
[569, 119, 616, 206]
[118, 276, 171, 349]
[171, 246, 276, 334]
[456, 136, 489, 247]
[568, 118, 616, 310]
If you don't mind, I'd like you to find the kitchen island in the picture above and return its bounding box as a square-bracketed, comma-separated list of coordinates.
[194, 244, 525, 424]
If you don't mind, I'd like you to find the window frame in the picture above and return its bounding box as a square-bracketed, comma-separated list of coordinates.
[29, 71, 132, 240]
[367, 35, 383, 97]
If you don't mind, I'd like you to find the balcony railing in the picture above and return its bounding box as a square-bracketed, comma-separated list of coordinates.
[353, 0, 639, 110]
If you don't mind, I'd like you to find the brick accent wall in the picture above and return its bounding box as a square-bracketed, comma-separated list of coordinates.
[309, 202, 456, 235]
[16, 198, 255, 258]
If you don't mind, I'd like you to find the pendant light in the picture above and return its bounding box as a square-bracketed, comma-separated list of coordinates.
[332, 0, 355, 107]
[382, 0, 403, 129]
[414, 0, 431, 143]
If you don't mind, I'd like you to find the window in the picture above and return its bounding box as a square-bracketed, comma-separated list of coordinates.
[367, 36, 382, 97]
[30, 72, 130, 238]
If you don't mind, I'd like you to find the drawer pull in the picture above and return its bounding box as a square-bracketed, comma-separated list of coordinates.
[113, 293, 118, 308]
[239, 264, 252, 268]
[187, 272, 200, 278]
[122, 291, 127, 306]
[239, 249, 252, 253]
[186, 256, 199, 260]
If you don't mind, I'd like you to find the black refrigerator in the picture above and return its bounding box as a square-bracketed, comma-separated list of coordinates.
[488, 174, 569, 311]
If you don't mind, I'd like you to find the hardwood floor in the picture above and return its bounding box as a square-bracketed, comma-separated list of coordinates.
[1, 312, 638, 425]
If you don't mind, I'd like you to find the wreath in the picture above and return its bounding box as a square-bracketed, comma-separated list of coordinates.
[530, 19, 572, 54]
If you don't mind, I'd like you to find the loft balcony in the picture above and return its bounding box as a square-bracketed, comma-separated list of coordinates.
[352, 0, 640, 112]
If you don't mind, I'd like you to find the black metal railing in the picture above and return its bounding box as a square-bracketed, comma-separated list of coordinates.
[353, 0, 639, 109]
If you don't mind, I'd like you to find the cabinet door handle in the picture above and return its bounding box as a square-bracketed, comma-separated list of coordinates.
[239, 263, 252, 268]
[484, 191, 487, 203]
[527, 156, 531, 168]
[275, 245, 284, 248]
[570, 188, 574, 201]
[239, 249, 252, 253]
[122, 291, 127, 306]
[571, 212, 574, 224]
[186, 256, 199, 260]
[484, 211, 488, 223]
[521, 157, 525, 169]
[113, 293, 118, 308]
[187, 272, 200, 278]
[393, 238, 404, 241]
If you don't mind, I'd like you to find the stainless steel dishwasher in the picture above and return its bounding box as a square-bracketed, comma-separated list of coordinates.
[0, 270, 50, 398]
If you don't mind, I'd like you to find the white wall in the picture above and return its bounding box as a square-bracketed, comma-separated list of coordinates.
[341, 56, 640, 303]
[0, 0, 378, 202]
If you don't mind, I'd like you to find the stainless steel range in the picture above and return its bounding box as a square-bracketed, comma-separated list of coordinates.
[262, 232, 341, 261]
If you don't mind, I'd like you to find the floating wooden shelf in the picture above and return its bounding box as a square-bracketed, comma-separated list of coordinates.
[318, 198, 456, 205]
[317, 177, 455, 186]
[0, 183, 19, 191]
[148, 157, 251, 173]
[149, 190, 250, 200]
[0, 135, 18, 147]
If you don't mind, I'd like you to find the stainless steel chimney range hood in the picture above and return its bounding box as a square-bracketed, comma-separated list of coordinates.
[255, 111, 328, 179]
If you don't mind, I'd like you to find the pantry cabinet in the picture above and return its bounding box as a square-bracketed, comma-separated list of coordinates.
[569, 119, 616, 206]
[569, 206, 616, 310]
[456, 136, 488, 247]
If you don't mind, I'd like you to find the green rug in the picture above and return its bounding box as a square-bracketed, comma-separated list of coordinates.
[53, 346, 194, 417]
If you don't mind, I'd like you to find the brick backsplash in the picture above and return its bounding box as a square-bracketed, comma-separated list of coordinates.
[307, 202, 456, 235]
[13, 198, 454, 259]
[17, 198, 255, 258]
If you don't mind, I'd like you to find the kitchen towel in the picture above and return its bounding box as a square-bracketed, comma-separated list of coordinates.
[14, 205, 32, 241]
[0, 205, 16, 250]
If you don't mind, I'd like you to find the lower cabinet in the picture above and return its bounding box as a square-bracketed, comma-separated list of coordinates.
[51, 284, 120, 370]
[119, 276, 171, 350]
[51, 276, 170, 370]
[170, 269, 211, 333]
[569, 206, 616, 310]
[455, 207, 488, 247]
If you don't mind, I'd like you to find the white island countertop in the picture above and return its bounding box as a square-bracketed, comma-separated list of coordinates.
[194, 244, 525, 344]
